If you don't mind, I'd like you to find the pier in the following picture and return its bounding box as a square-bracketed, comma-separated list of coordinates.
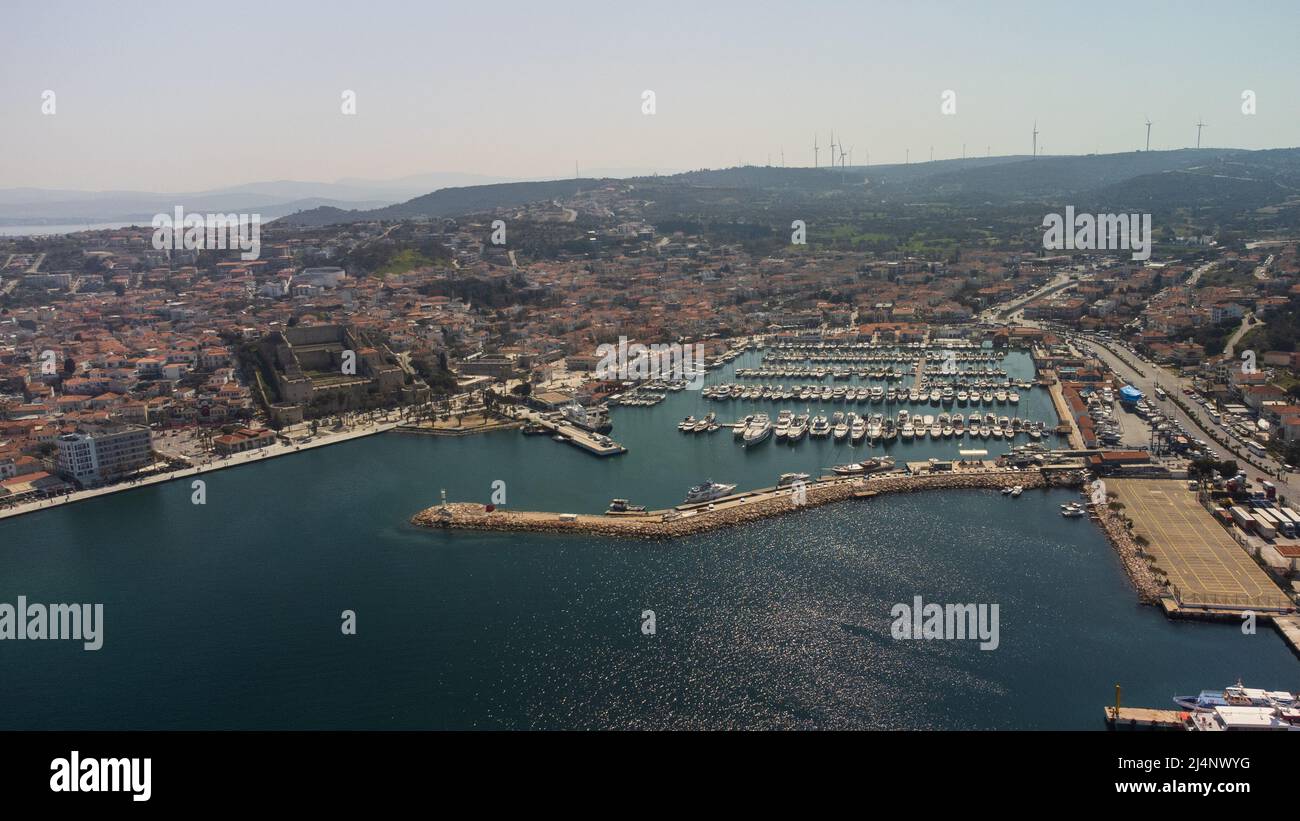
[1109, 479, 1293, 614]
[411, 465, 1085, 540]
[1043, 370, 1084, 449]
[519, 411, 626, 456]
[1273, 615, 1300, 658]
[1104, 707, 1186, 730]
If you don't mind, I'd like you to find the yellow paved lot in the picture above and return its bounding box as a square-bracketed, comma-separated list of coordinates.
[1110, 479, 1291, 611]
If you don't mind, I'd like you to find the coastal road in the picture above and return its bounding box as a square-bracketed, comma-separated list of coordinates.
[1057, 328, 1300, 501]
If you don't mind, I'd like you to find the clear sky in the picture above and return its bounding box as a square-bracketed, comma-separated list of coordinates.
[2, 0, 1298, 191]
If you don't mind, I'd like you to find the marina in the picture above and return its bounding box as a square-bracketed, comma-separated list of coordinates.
[597, 345, 1062, 462]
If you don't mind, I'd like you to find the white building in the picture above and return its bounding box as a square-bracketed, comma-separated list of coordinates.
[55, 425, 153, 487]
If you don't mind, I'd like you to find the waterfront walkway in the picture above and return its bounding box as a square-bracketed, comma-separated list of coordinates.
[1042, 370, 1084, 449]
[0, 420, 399, 523]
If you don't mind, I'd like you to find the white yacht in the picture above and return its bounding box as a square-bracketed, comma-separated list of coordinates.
[850, 414, 867, 443]
[684, 480, 736, 504]
[788, 414, 809, 441]
[832, 412, 849, 441]
[810, 415, 831, 438]
[774, 410, 793, 440]
[743, 413, 772, 446]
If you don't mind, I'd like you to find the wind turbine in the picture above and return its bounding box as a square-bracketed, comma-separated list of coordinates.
[1195, 117, 1207, 149]
[1032, 121, 1039, 158]
[813, 134, 819, 168]
[1144, 116, 1152, 151]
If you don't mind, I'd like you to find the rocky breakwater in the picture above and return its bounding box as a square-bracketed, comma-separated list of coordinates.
[1093, 505, 1167, 604]
[410, 467, 1079, 541]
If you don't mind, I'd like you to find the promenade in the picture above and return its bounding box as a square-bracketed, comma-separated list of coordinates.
[0, 420, 399, 522]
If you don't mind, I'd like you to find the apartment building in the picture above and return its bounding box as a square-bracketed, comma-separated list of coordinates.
[54, 424, 153, 487]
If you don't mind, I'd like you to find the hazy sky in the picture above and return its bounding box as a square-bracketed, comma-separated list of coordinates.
[2, 0, 1298, 191]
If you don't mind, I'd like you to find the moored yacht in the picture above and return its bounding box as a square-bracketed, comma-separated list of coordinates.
[883, 419, 898, 444]
[684, 479, 736, 504]
[851, 414, 868, 443]
[774, 410, 793, 440]
[810, 415, 831, 438]
[832, 412, 849, 441]
[734, 414, 752, 438]
[788, 414, 809, 441]
[831, 456, 896, 476]
[742, 413, 772, 446]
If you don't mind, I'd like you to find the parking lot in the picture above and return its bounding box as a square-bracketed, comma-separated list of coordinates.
[1110, 478, 1291, 612]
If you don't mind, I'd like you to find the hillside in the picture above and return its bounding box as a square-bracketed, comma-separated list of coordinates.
[271, 147, 1300, 239]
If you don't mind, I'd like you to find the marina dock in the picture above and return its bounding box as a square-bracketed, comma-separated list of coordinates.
[1104, 707, 1187, 730]
[1273, 614, 1300, 658]
[1043, 370, 1084, 449]
[412, 465, 1084, 540]
[522, 412, 626, 456]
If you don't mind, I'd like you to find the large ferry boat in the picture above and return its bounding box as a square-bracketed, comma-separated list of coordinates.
[684, 479, 737, 504]
[1174, 680, 1297, 712]
[561, 402, 613, 433]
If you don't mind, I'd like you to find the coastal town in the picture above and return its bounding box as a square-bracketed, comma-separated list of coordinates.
[5, 156, 1300, 736]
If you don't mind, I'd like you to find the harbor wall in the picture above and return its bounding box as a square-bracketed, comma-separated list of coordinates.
[411, 468, 1085, 541]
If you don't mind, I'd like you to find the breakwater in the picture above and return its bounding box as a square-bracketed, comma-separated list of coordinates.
[411, 466, 1086, 540]
[1093, 505, 1167, 604]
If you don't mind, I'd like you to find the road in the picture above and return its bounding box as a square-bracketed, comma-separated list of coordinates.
[1224, 312, 1260, 358]
[1185, 259, 1218, 286]
[982, 271, 1074, 321]
[1053, 327, 1299, 502]
[1254, 254, 1275, 281]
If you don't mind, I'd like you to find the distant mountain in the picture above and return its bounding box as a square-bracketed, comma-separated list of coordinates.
[0, 186, 393, 225]
[0, 171, 530, 225]
[260, 147, 1300, 233]
[276, 178, 595, 226]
